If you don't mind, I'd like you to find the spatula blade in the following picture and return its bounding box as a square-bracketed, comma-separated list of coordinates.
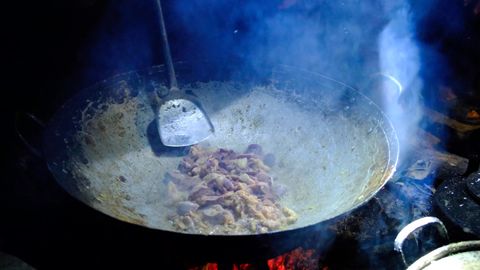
[158, 98, 214, 147]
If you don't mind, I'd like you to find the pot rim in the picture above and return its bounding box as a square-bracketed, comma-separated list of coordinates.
[407, 240, 480, 270]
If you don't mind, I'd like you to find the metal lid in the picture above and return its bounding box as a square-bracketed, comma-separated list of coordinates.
[408, 241, 480, 270]
[423, 250, 480, 270]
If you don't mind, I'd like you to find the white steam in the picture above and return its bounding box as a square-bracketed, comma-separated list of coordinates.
[378, 5, 423, 158]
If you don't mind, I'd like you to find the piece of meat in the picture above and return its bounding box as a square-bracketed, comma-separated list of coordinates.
[203, 172, 226, 184]
[201, 204, 235, 225]
[223, 178, 235, 191]
[282, 207, 298, 224]
[193, 194, 223, 205]
[250, 182, 269, 197]
[232, 158, 248, 169]
[248, 157, 270, 172]
[205, 157, 219, 172]
[188, 182, 214, 202]
[260, 219, 282, 230]
[166, 181, 184, 204]
[165, 170, 200, 190]
[166, 144, 298, 234]
[252, 172, 273, 185]
[189, 145, 205, 160]
[236, 173, 255, 185]
[178, 157, 195, 173]
[177, 201, 200, 215]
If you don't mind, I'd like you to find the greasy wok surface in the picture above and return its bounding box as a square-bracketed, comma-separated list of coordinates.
[43, 64, 398, 235]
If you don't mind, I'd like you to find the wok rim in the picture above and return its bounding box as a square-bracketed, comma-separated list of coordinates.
[42, 62, 400, 237]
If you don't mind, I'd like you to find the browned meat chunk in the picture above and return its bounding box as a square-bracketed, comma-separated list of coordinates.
[177, 201, 200, 215]
[165, 145, 297, 234]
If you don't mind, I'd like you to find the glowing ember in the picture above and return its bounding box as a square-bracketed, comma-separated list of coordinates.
[233, 264, 255, 270]
[189, 247, 320, 270]
[267, 248, 319, 270]
[467, 110, 480, 120]
[189, 263, 219, 270]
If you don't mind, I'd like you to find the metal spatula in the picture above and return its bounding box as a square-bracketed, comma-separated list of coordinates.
[155, 0, 214, 147]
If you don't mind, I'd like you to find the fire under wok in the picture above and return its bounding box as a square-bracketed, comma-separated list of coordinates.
[42, 63, 398, 240]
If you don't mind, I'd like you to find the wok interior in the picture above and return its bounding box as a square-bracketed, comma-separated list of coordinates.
[46, 66, 398, 235]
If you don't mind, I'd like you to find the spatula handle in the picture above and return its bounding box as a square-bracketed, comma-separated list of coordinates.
[155, 0, 179, 92]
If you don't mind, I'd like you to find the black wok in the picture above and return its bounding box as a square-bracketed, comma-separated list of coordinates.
[34, 62, 398, 260]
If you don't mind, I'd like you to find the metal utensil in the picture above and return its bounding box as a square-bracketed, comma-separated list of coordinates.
[155, 0, 214, 147]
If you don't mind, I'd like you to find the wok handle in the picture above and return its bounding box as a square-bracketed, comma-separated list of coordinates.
[394, 216, 449, 266]
[14, 112, 45, 158]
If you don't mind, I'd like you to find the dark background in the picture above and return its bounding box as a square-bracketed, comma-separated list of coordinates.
[1, 0, 479, 269]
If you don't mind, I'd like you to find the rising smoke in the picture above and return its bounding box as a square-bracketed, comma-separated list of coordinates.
[378, 2, 424, 160]
[169, 0, 426, 159]
[80, 0, 447, 187]
[74, 0, 465, 265]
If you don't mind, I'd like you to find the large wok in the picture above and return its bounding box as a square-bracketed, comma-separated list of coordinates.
[39, 62, 398, 260]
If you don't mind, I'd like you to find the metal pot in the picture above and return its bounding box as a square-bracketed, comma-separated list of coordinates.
[19, 62, 399, 259]
[395, 217, 480, 270]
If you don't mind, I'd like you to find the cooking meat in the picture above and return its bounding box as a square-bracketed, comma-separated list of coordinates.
[165, 144, 298, 234]
[176, 201, 200, 215]
[200, 204, 235, 225]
